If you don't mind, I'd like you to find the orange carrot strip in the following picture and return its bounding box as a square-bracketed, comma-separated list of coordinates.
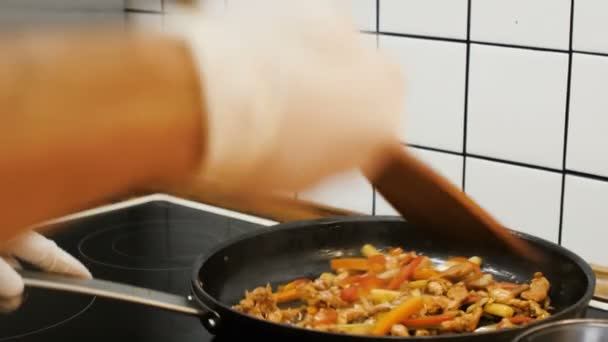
[413, 267, 440, 280]
[282, 278, 310, 291]
[313, 308, 338, 326]
[330, 258, 370, 271]
[368, 255, 387, 273]
[340, 286, 359, 302]
[371, 297, 424, 335]
[274, 288, 299, 303]
[387, 256, 424, 290]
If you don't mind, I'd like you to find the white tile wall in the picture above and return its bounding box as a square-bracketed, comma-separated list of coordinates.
[347, 0, 376, 32]
[562, 175, 608, 265]
[567, 53, 608, 178]
[126, 0, 162, 12]
[379, 36, 466, 152]
[465, 158, 562, 243]
[471, 0, 571, 50]
[118, 0, 608, 264]
[0, 10, 125, 30]
[573, 0, 608, 54]
[467, 44, 568, 168]
[379, 0, 468, 39]
[126, 12, 163, 31]
[299, 170, 373, 215]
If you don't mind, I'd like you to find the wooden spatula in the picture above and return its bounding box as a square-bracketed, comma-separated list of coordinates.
[364, 142, 541, 261]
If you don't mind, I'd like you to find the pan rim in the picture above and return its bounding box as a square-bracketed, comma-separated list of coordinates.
[190, 215, 596, 340]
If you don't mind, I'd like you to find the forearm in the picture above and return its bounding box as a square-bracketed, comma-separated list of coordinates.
[0, 28, 204, 241]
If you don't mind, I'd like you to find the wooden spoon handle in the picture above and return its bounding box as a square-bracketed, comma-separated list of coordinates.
[364, 142, 540, 260]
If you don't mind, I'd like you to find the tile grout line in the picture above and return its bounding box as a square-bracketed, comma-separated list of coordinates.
[567, 170, 608, 183]
[372, 183, 376, 216]
[410, 142, 608, 182]
[375, 0, 380, 33]
[462, 0, 472, 191]
[573, 50, 608, 58]
[125, 8, 163, 14]
[408, 143, 563, 174]
[558, 0, 575, 246]
[376, 31, 573, 54]
[372, 0, 379, 215]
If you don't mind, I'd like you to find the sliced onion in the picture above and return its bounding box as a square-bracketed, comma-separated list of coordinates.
[377, 268, 399, 279]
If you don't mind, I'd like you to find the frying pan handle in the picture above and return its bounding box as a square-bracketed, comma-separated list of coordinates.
[18, 269, 211, 318]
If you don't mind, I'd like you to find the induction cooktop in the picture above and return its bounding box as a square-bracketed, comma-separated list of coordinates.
[0, 194, 605, 341]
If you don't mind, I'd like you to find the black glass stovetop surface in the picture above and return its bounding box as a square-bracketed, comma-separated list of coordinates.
[0, 199, 606, 341]
[0, 199, 270, 341]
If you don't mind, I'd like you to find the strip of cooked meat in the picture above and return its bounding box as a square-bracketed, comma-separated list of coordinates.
[234, 284, 278, 319]
[521, 272, 550, 302]
[488, 286, 515, 303]
[440, 307, 483, 333]
[415, 329, 431, 336]
[511, 284, 530, 297]
[427, 280, 445, 296]
[446, 283, 469, 310]
[337, 304, 368, 324]
[528, 300, 551, 320]
[465, 274, 494, 290]
[496, 317, 516, 329]
[390, 324, 409, 336]
[441, 263, 475, 282]
[423, 295, 451, 315]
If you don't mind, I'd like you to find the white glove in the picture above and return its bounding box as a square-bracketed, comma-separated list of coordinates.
[167, 0, 405, 194]
[0, 231, 91, 312]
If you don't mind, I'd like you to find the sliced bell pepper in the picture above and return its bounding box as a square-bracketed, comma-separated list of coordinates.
[330, 258, 370, 271]
[313, 308, 338, 326]
[340, 274, 386, 302]
[274, 288, 300, 303]
[371, 296, 424, 335]
[340, 286, 359, 302]
[280, 278, 310, 292]
[398, 253, 415, 266]
[387, 256, 425, 290]
[401, 313, 455, 328]
[368, 254, 387, 273]
[412, 267, 440, 280]
[342, 273, 385, 288]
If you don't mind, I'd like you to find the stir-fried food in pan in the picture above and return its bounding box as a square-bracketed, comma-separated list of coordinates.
[233, 244, 552, 337]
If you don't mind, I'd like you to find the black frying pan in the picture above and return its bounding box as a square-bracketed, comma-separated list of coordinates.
[20, 216, 595, 342]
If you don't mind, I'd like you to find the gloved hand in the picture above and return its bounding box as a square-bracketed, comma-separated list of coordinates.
[167, 0, 405, 195]
[0, 231, 91, 312]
